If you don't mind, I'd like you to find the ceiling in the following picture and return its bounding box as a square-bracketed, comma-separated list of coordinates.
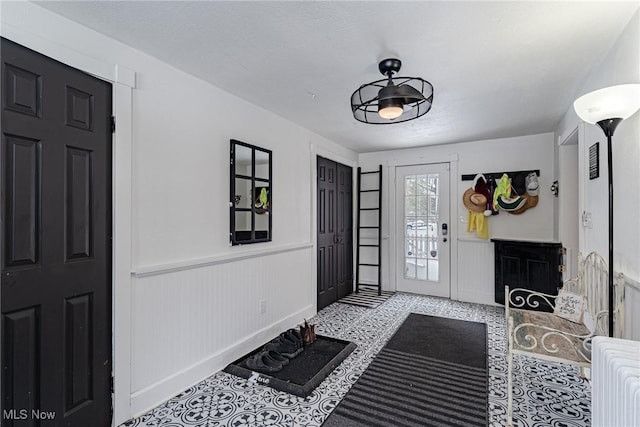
[35, 1, 639, 153]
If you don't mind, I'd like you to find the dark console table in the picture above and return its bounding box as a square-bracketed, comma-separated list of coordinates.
[492, 239, 563, 308]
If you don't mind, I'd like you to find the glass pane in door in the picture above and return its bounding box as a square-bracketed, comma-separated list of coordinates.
[404, 173, 440, 282]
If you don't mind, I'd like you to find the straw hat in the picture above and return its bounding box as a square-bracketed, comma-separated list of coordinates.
[509, 195, 539, 215]
[463, 187, 487, 213]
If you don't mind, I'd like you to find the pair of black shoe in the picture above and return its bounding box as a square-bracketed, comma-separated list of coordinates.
[246, 329, 304, 373]
[264, 329, 303, 358]
[245, 349, 289, 373]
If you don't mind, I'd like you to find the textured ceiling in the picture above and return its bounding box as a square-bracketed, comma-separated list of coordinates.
[35, 1, 639, 153]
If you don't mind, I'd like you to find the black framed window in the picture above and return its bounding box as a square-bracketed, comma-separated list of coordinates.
[230, 139, 272, 245]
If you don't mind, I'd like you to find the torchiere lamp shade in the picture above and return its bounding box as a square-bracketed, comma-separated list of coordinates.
[573, 84, 640, 124]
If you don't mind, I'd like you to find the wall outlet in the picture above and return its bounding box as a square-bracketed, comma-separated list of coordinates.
[259, 300, 266, 314]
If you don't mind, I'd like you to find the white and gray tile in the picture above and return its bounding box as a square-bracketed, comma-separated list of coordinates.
[122, 293, 590, 427]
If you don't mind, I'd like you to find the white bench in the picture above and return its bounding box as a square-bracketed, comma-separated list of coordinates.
[505, 251, 626, 426]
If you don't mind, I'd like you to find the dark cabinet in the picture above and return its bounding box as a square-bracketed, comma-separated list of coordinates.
[492, 239, 563, 309]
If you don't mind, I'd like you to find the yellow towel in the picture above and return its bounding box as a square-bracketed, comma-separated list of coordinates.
[467, 210, 489, 239]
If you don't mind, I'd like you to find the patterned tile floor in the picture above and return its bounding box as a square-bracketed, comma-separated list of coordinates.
[122, 293, 590, 426]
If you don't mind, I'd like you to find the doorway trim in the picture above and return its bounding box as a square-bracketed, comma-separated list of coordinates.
[1, 21, 136, 425]
[387, 154, 459, 299]
[558, 127, 580, 280]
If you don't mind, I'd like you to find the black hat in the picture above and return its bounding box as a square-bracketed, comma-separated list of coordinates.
[511, 173, 526, 196]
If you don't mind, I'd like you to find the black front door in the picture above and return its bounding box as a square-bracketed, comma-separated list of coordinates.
[317, 157, 353, 310]
[1, 38, 112, 426]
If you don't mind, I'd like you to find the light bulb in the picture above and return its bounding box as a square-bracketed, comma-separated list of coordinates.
[379, 105, 403, 119]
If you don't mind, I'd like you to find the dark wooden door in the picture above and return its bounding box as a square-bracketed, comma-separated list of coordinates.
[336, 163, 353, 301]
[317, 157, 352, 310]
[1, 38, 112, 426]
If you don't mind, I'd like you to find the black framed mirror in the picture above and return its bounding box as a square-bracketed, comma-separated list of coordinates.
[230, 139, 272, 245]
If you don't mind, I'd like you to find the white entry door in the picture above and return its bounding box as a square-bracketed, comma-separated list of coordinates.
[396, 163, 450, 297]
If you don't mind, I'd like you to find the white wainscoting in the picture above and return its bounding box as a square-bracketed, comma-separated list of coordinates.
[457, 239, 497, 305]
[129, 245, 315, 416]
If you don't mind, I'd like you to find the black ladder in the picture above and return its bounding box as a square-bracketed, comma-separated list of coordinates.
[355, 165, 382, 296]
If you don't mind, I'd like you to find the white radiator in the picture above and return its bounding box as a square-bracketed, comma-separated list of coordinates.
[592, 336, 640, 427]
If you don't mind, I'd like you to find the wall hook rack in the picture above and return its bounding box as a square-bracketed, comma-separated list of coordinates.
[461, 169, 540, 181]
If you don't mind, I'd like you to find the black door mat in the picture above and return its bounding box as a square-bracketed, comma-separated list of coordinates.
[224, 335, 356, 397]
[338, 286, 394, 308]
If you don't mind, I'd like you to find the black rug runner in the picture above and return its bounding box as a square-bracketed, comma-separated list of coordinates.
[322, 314, 488, 427]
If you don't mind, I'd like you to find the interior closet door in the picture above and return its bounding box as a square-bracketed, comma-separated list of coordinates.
[317, 157, 353, 310]
[1, 38, 113, 426]
[335, 163, 353, 301]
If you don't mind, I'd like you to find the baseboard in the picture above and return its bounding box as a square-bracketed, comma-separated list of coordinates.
[457, 291, 499, 306]
[129, 304, 316, 418]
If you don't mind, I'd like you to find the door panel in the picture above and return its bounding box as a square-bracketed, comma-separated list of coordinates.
[64, 294, 93, 411]
[1, 37, 112, 426]
[317, 157, 353, 310]
[4, 135, 41, 267]
[3, 307, 40, 418]
[66, 147, 93, 260]
[396, 163, 450, 297]
[317, 157, 337, 310]
[336, 163, 353, 300]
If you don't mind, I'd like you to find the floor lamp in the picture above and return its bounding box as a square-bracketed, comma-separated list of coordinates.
[573, 83, 640, 337]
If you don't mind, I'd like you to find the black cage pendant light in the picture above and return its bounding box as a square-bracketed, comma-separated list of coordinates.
[350, 58, 433, 124]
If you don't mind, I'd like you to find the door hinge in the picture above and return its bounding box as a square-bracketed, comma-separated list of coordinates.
[559, 265, 567, 273]
[110, 116, 116, 133]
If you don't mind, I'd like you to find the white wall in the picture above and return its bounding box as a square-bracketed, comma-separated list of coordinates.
[1, 2, 357, 423]
[359, 133, 555, 305]
[555, 9, 640, 340]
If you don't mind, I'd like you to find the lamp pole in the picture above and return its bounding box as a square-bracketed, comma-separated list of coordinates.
[574, 83, 640, 338]
[596, 118, 621, 337]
